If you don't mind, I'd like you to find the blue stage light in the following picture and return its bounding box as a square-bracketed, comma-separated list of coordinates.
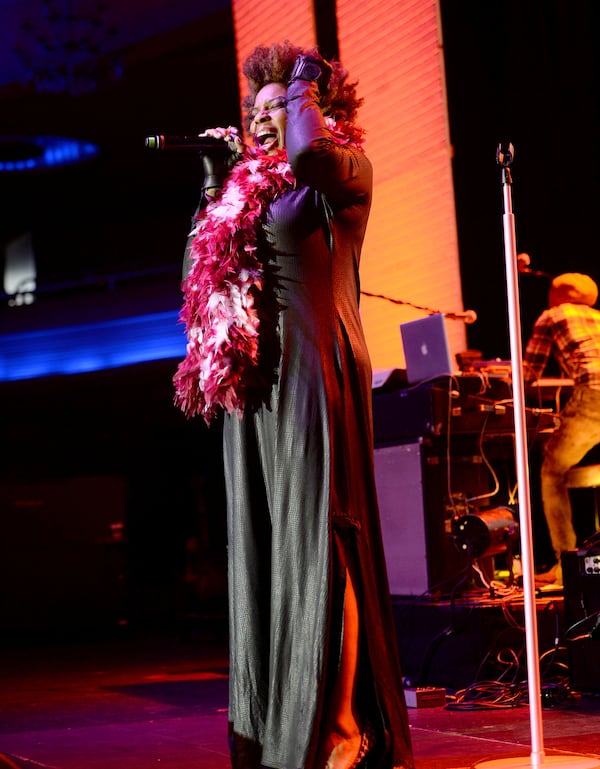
[0, 136, 100, 173]
[0, 311, 187, 381]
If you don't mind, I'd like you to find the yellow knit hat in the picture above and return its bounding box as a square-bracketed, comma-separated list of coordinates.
[549, 273, 598, 307]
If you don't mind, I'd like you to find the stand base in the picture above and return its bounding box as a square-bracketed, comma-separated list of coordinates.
[475, 755, 600, 769]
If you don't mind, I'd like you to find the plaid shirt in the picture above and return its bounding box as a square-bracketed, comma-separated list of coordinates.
[523, 302, 600, 389]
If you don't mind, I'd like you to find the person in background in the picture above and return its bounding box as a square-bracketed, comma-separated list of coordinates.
[173, 41, 414, 769]
[523, 272, 600, 587]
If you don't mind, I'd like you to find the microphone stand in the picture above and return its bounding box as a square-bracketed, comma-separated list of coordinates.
[475, 145, 600, 769]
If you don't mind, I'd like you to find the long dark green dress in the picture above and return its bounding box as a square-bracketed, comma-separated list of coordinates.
[222, 79, 413, 769]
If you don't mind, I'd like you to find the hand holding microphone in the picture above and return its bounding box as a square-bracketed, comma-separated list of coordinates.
[145, 125, 245, 156]
[145, 126, 245, 195]
[196, 127, 244, 193]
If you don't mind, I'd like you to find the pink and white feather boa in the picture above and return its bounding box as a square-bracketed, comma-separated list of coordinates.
[173, 148, 294, 423]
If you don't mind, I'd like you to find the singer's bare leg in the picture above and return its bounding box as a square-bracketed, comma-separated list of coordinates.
[316, 565, 363, 769]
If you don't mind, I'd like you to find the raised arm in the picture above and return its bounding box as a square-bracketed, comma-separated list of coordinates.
[285, 55, 372, 204]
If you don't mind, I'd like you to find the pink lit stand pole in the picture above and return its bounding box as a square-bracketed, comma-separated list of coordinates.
[475, 145, 600, 769]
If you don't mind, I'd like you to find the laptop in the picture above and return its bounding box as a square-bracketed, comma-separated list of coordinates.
[400, 313, 454, 385]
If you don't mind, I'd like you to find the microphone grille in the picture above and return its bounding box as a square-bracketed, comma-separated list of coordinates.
[144, 135, 162, 150]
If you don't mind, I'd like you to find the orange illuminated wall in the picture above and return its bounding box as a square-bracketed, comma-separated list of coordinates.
[231, 0, 465, 372]
[231, 0, 315, 82]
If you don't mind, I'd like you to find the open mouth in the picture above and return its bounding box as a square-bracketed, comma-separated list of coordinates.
[257, 131, 277, 147]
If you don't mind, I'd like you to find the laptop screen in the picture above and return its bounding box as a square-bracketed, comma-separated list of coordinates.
[400, 313, 453, 385]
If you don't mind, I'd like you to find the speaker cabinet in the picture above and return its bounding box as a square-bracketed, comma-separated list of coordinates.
[562, 548, 600, 692]
[374, 439, 490, 595]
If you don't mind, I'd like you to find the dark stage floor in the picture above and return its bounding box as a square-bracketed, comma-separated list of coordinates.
[1, 607, 600, 769]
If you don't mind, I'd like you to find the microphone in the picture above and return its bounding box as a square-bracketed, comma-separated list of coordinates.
[144, 135, 231, 152]
[517, 252, 532, 272]
[517, 252, 551, 278]
[444, 310, 478, 324]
